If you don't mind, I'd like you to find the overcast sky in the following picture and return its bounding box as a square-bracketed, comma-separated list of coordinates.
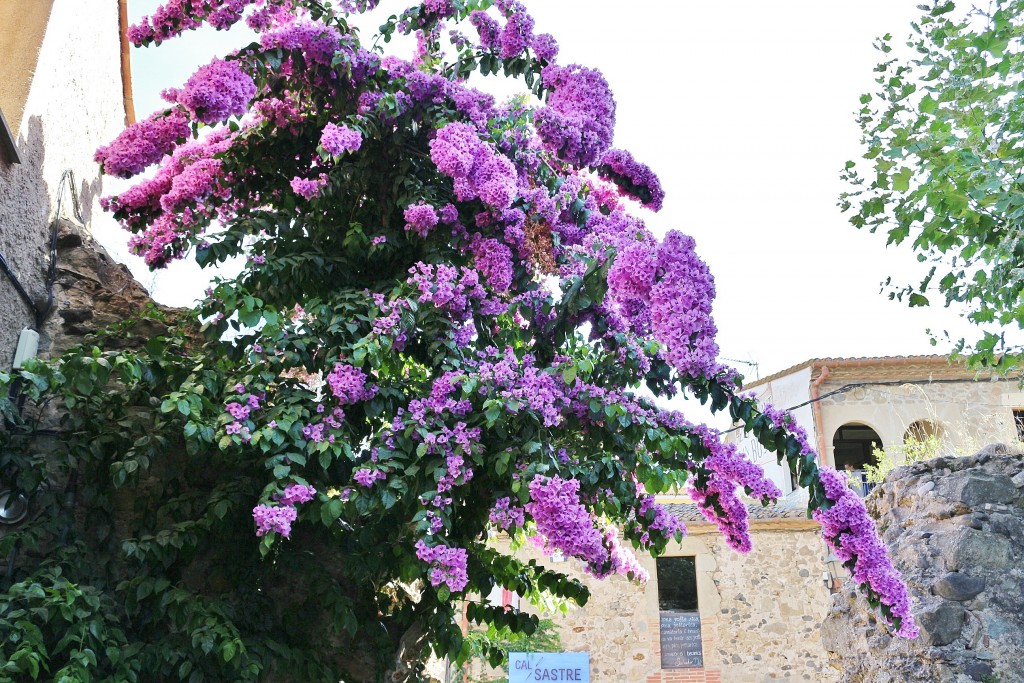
[120, 0, 986, 387]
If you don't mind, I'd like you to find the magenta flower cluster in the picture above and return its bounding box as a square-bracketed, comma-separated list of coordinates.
[326, 363, 377, 405]
[259, 17, 344, 67]
[252, 504, 298, 538]
[404, 202, 440, 238]
[415, 539, 469, 593]
[173, 58, 256, 124]
[489, 496, 526, 531]
[94, 109, 191, 179]
[128, 0, 260, 45]
[535, 64, 616, 167]
[814, 467, 919, 637]
[408, 262, 490, 323]
[429, 122, 517, 210]
[526, 476, 608, 574]
[598, 149, 665, 212]
[687, 427, 781, 553]
[290, 174, 329, 199]
[320, 122, 363, 155]
[253, 483, 316, 538]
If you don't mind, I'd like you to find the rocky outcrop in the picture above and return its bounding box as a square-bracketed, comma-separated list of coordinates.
[822, 445, 1024, 682]
[40, 219, 184, 357]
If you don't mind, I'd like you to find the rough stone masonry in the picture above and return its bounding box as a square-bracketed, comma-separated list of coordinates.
[822, 445, 1024, 683]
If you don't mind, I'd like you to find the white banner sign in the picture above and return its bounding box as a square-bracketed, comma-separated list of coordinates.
[509, 652, 590, 683]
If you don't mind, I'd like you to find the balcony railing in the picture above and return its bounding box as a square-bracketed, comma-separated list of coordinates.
[845, 469, 875, 497]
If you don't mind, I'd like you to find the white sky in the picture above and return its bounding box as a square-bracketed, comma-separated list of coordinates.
[121, 0, 987, 388]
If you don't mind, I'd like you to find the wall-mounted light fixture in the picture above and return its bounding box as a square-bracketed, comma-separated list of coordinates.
[0, 490, 29, 525]
[822, 552, 843, 594]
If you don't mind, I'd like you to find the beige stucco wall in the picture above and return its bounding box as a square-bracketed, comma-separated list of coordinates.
[0, 0, 127, 368]
[730, 366, 814, 495]
[819, 379, 1020, 460]
[487, 522, 837, 683]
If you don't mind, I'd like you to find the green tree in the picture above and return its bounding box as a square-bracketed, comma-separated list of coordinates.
[841, 0, 1024, 373]
[0, 1, 917, 681]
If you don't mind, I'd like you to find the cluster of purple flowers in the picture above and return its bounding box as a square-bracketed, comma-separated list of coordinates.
[252, 504, 298, 538]
[128, 0, 261, 46]
[326, 363, 376, 405]
[404, 202, 440, 238]
[687, 428, 781, 553]
[634, 493, 686, 547]
[470, 235, 515, 293]
[319, 122, 363, 156]
[814, 467, 919, 637]
[598, 149, 665, 212]
[253, 483, 316, 538]
[429, 123, 518, 210]
[650, 231, 721, 379]
[415, 539, 469, 592]
[353, 468, 387, 488]
[468, 11, 500, 50]
[259, 17, 344, 67]
[497, 1, 534, 59]
[526, 476, 610, 576]
[489, 496, 525, 531]
[94, 109, 191, 179]
[290, 174, 329, 199]
[535, 64, 616, 167]
[408, 262, 489, 322]
[173, 58, 256, 124]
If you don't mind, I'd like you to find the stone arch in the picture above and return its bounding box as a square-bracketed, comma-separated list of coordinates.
[904, 419, 942, 443]
[832, 422, 883, 471]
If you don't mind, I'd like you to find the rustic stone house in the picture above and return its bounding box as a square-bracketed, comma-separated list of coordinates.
[729, 356, 1023, 495]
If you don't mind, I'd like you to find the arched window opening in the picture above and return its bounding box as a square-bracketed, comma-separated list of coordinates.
[904, 419, 942, 443]
[833, 423, 882, 470]
[833, 423, 882, 496]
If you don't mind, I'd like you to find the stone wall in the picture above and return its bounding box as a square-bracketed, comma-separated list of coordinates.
[485, 518, 837, 683]
[822, 446, 1024, 683]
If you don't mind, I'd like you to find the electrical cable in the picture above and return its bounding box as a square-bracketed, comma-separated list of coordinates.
[0, 169, 82, 332]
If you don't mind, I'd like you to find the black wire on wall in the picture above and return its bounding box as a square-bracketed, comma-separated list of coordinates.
[0, 169, 82, 332]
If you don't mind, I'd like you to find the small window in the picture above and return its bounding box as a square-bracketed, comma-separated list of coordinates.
[657, 556, 703, 669]
[656, 555, 697, 611]
[1013, 409, 1024, 442]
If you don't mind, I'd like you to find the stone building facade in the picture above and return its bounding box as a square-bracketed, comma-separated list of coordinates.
[729, 356, 1023, 495]
[0, 0, 133, 368]
[488, 494, 838, 683]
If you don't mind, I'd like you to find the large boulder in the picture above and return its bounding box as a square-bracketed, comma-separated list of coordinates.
[822, 446, 1024, 683]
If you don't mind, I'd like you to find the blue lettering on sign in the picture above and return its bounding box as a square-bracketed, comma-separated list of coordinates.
[509, 653, 590, 683]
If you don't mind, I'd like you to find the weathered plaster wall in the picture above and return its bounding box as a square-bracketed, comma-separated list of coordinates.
[819, 380, 1019, 458]
[488, 522, 836, 683]
[731, 366, 813, 494]
[0, 0, 55, 136]
[0, 0, 127, 369]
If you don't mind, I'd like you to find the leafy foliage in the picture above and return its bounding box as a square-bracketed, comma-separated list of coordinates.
[841, 0, 1024, 373]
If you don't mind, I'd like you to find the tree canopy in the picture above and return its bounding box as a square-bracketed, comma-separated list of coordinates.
[2, 1, 916, 681]
[842, 0, 1024, 373]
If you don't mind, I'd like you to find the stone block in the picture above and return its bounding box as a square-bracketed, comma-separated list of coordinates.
[945, 471, 1019, 507]
[918, 602, 966, 646]
[933, 573, 985, 602]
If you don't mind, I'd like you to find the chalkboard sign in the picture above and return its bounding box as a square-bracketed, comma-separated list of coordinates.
[659, 610, 703, 668]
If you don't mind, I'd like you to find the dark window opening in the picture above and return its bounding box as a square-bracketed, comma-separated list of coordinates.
[656, 555, 697, 611]
[832, 423, 882, 470]
[1014, 410, 1024, 442]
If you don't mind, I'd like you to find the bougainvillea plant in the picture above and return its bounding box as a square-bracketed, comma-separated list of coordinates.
[0, 0, 917, 681]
